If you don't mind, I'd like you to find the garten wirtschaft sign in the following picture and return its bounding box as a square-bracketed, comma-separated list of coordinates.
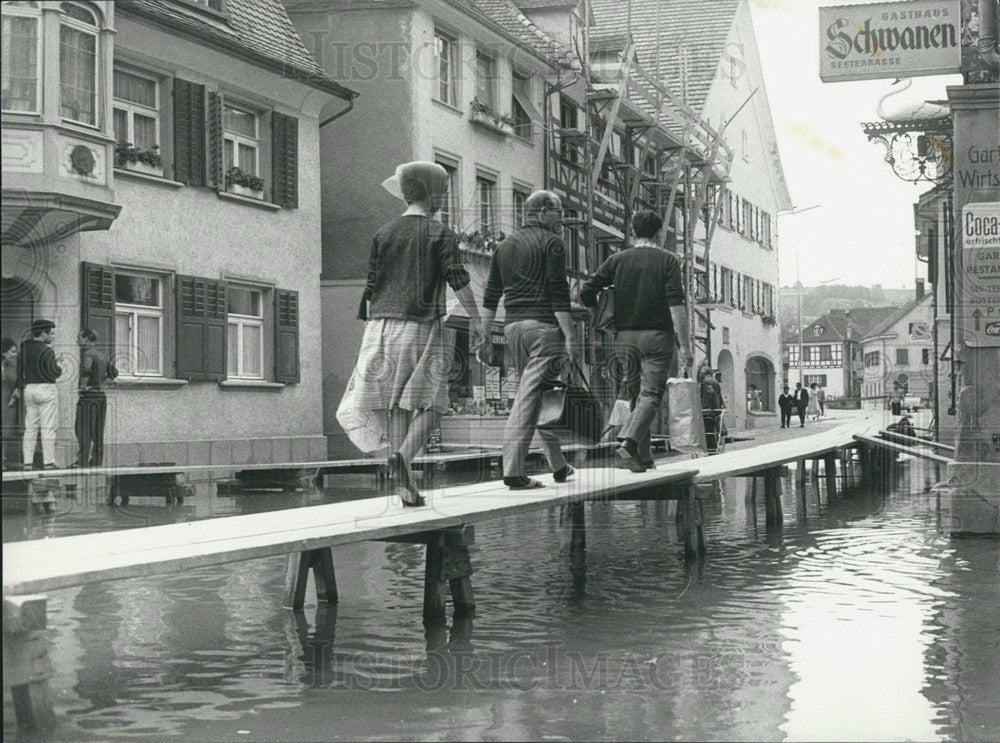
[819, 0, 961, 82]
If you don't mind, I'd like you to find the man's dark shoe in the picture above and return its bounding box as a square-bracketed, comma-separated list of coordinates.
[616, 438, 647, 473]
[641, 460, 656, 470]
[553, 464, 575, 483]
[504, 476, 544, 490]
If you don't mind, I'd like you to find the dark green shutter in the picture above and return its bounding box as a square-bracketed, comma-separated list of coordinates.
[173, 79, 206, 186]
[81, 262, 116, 361]
[271, 112, 298, 208]
[275, 289, 299, 383]
[176, 276, 227, 381]
[208, 91, 224, 190]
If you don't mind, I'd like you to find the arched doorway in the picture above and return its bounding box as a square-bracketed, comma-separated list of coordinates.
[1, 277, 37, 345]
[746, 355, 775, 412]
[716, 349, 736, 420]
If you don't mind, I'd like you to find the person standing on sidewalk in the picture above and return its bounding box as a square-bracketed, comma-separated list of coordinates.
[793, 382, 809, 428]
[581, 210, 693, 472]
[74, 328, 112, 467]
[18, 319, 62, 470]
[817, 384, 827, 416]
[778, 385, 794, 428]
[482, 190, 575, 490]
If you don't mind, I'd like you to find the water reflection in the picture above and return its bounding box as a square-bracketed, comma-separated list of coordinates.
[3, 459, 999, 742]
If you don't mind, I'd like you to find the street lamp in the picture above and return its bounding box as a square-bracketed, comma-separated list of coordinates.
[795, 269, 840, 386]
[777, 204, 823, 387]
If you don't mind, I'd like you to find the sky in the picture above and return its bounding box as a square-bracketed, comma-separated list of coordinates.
[747, 0, 962, 288]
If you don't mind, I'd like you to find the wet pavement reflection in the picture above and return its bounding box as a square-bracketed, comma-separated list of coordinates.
[3, 457, 998, 742]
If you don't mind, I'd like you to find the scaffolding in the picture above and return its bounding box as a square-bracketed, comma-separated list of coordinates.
[544, 0, 733, 374]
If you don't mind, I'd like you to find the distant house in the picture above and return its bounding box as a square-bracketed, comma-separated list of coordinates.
[784, 305, 897, 399]
[860, 291, 935, 411]
[1, 0, 355, 467]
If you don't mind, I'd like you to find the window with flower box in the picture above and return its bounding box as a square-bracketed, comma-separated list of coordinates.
[1, 1, 40, 114]
[475, 49, 496, 110]
[476, 172, 497, 234]
[511, 70, 534, 139]
[113, 67, 162, 173]
[223, 102, 261, 195]
[435, 155, 459, 229]
[60, 2, 100, 126]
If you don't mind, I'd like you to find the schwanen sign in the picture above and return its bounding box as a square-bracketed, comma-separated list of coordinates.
[820, 0, 961, 82]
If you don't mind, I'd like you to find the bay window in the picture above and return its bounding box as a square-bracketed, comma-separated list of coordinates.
[59, 2, 99, 126]
[1, 1, 40, 113]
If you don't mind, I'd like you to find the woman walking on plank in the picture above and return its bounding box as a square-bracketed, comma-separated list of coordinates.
[337, 161, 484, 506]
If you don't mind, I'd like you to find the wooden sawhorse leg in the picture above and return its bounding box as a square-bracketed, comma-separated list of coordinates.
[3, 595, 55, 730]
[423, 526, 476, 621]
[675, 484, 706, 558]
[824, 452, 839, 499]
[284, 548, 338, 611]
[764, 468, 783, 528]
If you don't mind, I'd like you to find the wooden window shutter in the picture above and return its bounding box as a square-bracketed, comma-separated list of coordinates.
[173, 79, 206, 186]
[81, 262, 116, 361]
[271, 112, 298, 208]
[208, 91, 224, 190]
[176, 276, 227, 381]
[274, 289, 300, 383]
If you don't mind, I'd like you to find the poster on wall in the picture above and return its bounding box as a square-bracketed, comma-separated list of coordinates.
[819, 0, 962, 82]
[485, 367, 501, 400]
[960, 202, 1000, 348]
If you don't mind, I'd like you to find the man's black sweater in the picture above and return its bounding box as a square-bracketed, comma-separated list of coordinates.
[18, 338, 61, 387]
[580, 244, 685, 333]
[483, 224, 572, 324]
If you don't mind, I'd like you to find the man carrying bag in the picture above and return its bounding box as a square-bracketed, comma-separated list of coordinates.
[581, 210, 695, 471]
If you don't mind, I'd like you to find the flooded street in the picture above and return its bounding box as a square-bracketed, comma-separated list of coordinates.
[3, 458, 998, 742]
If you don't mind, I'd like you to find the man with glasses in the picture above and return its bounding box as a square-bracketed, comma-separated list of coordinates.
[482, 190, 575, 489]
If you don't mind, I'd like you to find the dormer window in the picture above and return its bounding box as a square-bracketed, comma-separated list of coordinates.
[813, 326, 823, 337]
[1, 1, 41, 113]
[60, 2, 100, 126]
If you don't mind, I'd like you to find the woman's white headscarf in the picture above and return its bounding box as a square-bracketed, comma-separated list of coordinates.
[381, 161, 448, 203]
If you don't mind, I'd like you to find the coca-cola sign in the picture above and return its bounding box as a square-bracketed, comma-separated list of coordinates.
[819, 1, 961, 82]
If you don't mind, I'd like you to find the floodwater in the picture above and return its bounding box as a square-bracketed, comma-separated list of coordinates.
[3, 456, 998, 742]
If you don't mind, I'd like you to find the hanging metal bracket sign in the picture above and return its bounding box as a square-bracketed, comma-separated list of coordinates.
[819, 0, 962, 82]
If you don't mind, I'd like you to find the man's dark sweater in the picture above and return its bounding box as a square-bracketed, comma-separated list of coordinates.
[483, 224, 572, 324]
[580, 244, 685, 333]
[17, 338, 62, 388]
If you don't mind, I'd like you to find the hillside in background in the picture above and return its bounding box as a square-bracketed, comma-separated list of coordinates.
[777, 284, 914, 329]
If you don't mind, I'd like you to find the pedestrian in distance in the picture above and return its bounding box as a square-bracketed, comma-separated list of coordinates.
[482, 190, 576, 490]
[793, 381, 809, 428]
[17, 319, 62, 470]
[2, 338, 21, 470]
[73, 328, 115, 467]
[817, 384, 826, 416]
[338, 161, 484, 507]
[698, 363, 724, 454]
[778, 385, 794, 428]
[807, 382, 821, 421]
[581, 209, 693, 472]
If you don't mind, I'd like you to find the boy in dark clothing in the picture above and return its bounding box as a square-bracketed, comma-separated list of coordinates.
[581, 210, 694, 471]
[778, 386, 794, 428]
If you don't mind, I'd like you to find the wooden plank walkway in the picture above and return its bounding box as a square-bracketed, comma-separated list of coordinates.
[2, 466, 697, 596]
[3, 414, 878, 730]
[853, 433, 954, 465]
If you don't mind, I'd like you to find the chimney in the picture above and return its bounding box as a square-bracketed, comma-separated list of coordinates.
[916, 278, 925, 300]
